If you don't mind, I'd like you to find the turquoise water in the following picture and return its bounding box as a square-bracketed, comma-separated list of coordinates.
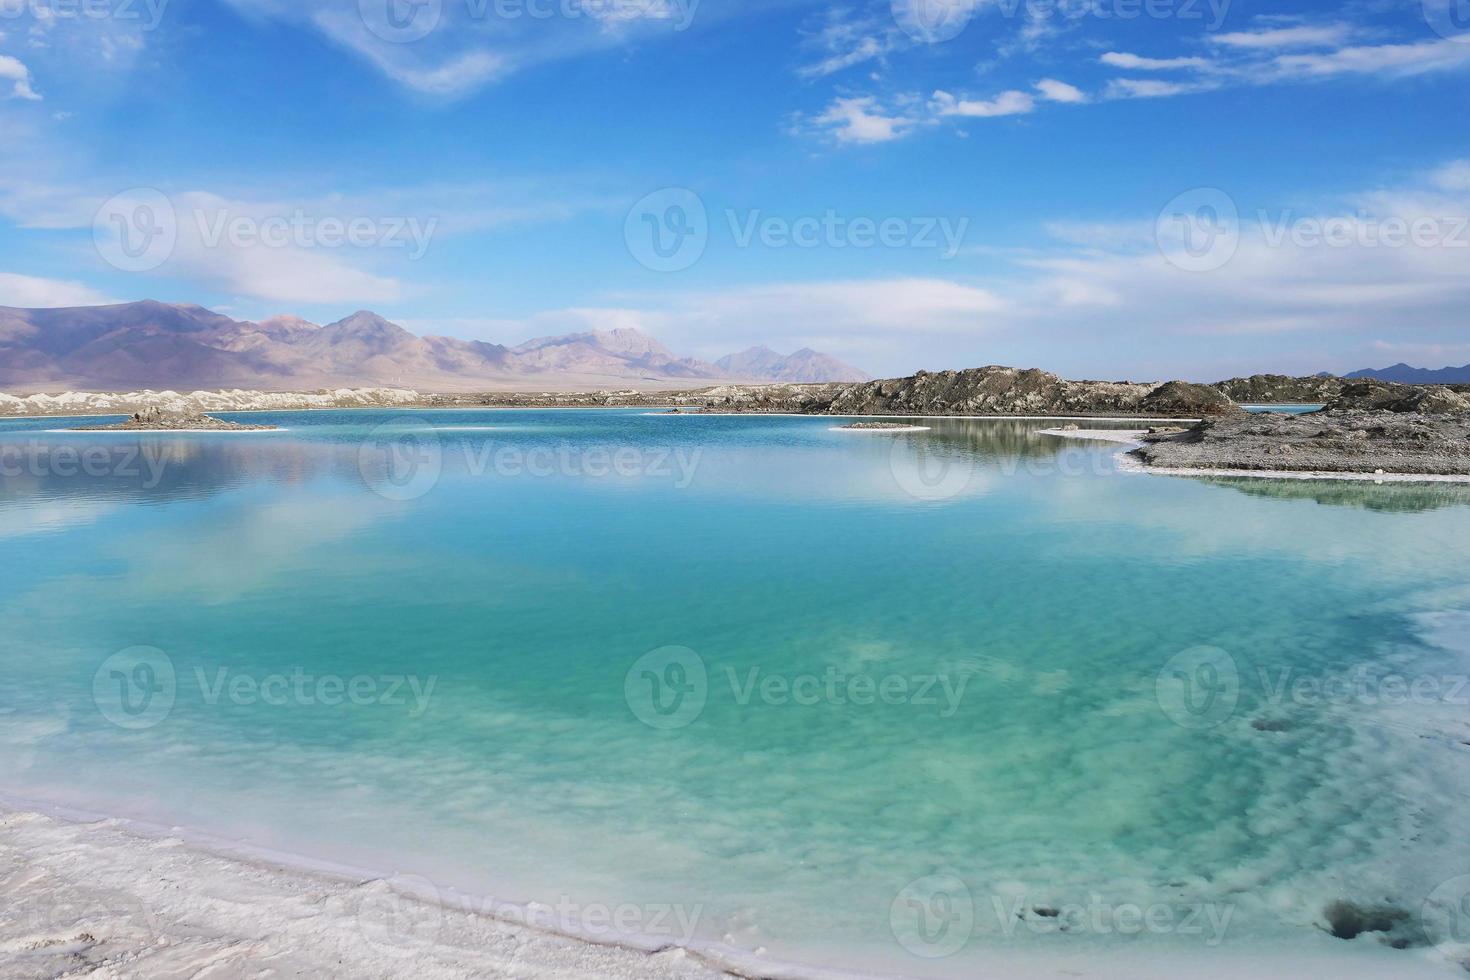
[1243, 404, 1326, 414]
[2, 410, 1468, 976]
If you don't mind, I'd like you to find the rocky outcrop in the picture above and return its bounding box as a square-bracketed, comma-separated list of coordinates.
[75, 407, 278, 431]
[1137, 381, 1243, 418]
[817, 367, 1158, 417]
[1324, 380, 1470, 414]
[1211, 374, 1344, 404]
[1134, 407, 1470, 476]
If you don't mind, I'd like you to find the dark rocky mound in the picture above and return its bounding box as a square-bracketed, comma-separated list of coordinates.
[75, 407, 277, 431]
[1134, 385, 1470, 476]
[1325, 380, 1470, 414]
[812, 367, 1246, 419]
[1138, 381, 1244, 418]
[1212, 374, 1344, 404]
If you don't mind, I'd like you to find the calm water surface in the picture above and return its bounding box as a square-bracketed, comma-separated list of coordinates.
[1, 409, 1467, 977]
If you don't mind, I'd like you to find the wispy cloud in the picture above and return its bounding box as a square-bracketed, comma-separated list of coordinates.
[797, 7, 904, 79]
[1099, 52, 1213, 71]
[1270, 35, 1470, 79]
[220, 0, 723, 99]
[1212, 23, 1354, 49]
[1105, 77, 1221, 99]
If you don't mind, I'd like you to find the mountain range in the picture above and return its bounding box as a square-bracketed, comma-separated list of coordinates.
[0, 301, 870, 393]
[1345, 363, 1470, 384]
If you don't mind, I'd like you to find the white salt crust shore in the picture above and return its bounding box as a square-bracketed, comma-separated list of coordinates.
[829, 426, 932, 433]
[0, 799, 744, 980]
[43, 428, 289, 435]
[2, 797, 1462, 980]
[1040, 429, 1470, 484]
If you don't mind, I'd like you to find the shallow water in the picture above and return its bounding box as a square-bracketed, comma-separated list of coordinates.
[1, 409, 1467, 977]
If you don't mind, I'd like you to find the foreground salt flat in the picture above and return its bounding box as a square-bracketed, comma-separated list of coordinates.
[0, 807, 734, 980]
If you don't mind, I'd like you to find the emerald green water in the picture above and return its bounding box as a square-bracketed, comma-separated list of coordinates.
[1, 410, 1468, 976]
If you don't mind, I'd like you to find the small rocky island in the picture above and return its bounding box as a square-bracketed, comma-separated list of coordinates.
[838, 421, 928, 430]
[1132, 382, 1470, 477]
[74, 407, 278, 432]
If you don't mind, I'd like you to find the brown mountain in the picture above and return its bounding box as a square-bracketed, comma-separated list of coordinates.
[0, 301, 866, 393]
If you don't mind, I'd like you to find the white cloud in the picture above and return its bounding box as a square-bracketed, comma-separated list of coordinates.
[1213, 24, 1352, 49]
[811, 96, 921, 144]
[1034, 78, 1087, 103]
[0, 273, 114, 307]
[500, 278, 1007, 362]
[1106, 78, 1220, 99]
[931, 88, 1035, 118]
[0, 55, 41, 100]
[1100, 52, 1212, 71]
[1271, 35, 1470, 79]
[1432, 160, 1470, 192]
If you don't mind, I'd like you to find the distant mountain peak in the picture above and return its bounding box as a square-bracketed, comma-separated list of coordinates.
[714, 346, 870, 383]
[1346, 363, 1470, 384]
[0, 300, 870, 392]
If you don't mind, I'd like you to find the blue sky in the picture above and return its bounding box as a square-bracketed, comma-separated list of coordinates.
[1, 0, 1468, 379]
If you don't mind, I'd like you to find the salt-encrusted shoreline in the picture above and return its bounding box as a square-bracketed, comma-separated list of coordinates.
[1041, 429, 1470, 484]
[0, 799, 744, 980]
